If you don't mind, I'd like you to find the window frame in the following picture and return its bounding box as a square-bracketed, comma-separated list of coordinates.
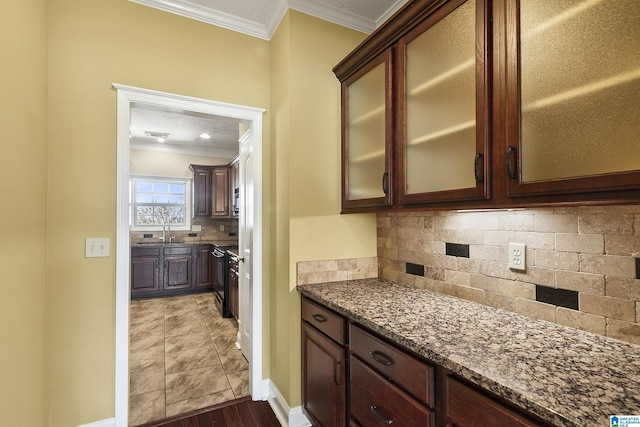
[129, 175, 192, 231]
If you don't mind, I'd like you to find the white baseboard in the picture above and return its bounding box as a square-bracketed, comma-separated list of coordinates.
[266, 379, 311, 427]
[77, 418, 115, 427]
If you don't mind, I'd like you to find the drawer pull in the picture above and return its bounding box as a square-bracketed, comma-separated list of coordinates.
[312, 314, 327, 323]
[333, 360, 341, 385]
[369, 350, 393, 366]
[370, 405, 394, 425]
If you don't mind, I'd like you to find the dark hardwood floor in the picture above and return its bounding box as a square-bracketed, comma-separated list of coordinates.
[138, 397, 281, 427]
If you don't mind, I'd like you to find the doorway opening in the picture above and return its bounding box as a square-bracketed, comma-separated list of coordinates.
[113, 84, 266, 426]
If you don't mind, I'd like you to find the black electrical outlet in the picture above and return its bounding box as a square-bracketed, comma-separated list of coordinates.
[189, 233, 197, 237]
[536, 285, 578, 310]
[143, 233, 153, 238]
[229, 232, 237, 237]
[406, 263, 425, 277]
[446, 243, 470, 258]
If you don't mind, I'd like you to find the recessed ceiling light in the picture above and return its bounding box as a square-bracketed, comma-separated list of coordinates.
[200, 133, 211, 139]
[157, 138, 165, 143]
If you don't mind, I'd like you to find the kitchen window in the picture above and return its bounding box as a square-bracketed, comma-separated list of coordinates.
[130, 176, 191, 231]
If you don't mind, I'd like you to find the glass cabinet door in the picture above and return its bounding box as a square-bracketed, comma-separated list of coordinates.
[505, 0, 640, 196]
[342, 50, 393, 210]
[398, 0, 489, 205]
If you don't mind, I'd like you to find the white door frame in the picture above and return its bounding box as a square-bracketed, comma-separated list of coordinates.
[113, 84, 267, 427]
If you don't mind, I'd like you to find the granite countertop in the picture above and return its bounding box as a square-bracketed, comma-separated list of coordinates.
[298, 278, 640, 427]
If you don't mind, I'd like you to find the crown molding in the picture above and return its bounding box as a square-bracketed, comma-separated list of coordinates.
[130, 0, 273, 40]
[287, 0, 374, 34]
[131, 141, 238, 159]
[129, 0, 383, 40]
[375, 0, 411, 28]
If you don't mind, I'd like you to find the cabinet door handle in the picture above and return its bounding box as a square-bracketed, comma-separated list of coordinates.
[506, 146, 517, 179]
[311, 314, 327, 323]
[369, 350, 393, 366]
[370, 405, 394, 425]
[382, 172, 389, 194]
[474, 153, 484, 183]
[333, 360, 341, 385]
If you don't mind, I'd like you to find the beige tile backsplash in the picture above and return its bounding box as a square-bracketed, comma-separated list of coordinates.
[297, 257, 378, 286]
[378, 206, 640, 345]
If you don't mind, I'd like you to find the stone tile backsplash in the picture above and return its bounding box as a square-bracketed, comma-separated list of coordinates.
[297, 257, 378, 286]
[131, 217, 238, 246]
[378, 206, 640, 345]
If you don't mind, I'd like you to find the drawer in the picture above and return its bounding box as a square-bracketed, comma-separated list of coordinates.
[131, 246, 161, 256]
[350, 323, 434, 406]
[350, 356, 434, 427]
[301, 298, 346, 345]
[162, 246, 193, 255]
[446, 376, 546, 427]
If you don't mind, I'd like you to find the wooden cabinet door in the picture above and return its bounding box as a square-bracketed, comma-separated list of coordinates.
[446, 376, 546, 427]
[339, 49, 394, 212]
[212, 167, 229, 217]
[397, 0, 489, 206]
[191, 166, 212, 217]
[131, 255, 160, 295]
[194, 245, 212, 289]
[302, 323, 347, 427]
[500, 0, 640, 199]
[163, 246, 193, 291]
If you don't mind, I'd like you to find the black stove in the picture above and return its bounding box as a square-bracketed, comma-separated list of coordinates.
[212, 245, 238, 318]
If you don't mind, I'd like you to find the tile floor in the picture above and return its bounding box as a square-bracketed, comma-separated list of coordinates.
[129, 292, 249, 426]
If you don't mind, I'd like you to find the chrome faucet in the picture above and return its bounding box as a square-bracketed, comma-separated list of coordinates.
[158, 214, 173, 243]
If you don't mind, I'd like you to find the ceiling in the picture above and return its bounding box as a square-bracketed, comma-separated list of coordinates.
[130, 0, 410, 159]
[131, 0, 410, 40]
[130, 103, 248, 159]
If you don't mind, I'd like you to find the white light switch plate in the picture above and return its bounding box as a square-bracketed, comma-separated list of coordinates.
[86, 238, 110, 258]
[509, 243, 526, 270]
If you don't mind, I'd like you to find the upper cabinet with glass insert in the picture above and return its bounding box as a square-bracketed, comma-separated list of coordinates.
[398, 0, 489, 205]
[338, 51, 393, 211]
[501, 0, 640, 197]
[334, 0, 640, 213]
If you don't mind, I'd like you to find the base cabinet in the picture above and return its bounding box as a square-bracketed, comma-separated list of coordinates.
[131, 244, 213, 299]
[301, 298, 347, 426]
[301, 296, 552, 427]
[131, 248, 160, 296]
[445, 377, 545, 427]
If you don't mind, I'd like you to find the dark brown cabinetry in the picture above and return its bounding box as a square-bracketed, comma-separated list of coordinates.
[190, 164, 232, 218]
[212, 167, 229, 217]
[131, 247, 161, 296]
[229, 157, 240, 218]
[302, 296, 551, 427]
[445, 376, 546, 427]
[130, 244, 214, 299]
[163, 246, 193, 291]
[334, 0, 640, 213]
[301, 298, 347, 427]
[190, 165, 213, 217]
[194, 244, 213, 289]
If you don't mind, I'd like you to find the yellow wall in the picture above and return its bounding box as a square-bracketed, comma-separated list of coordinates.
[269, 11, 373, 406]
[2, 0, 373, 424]
[0, 0, 48, 426]
[46, 0, 269, 425]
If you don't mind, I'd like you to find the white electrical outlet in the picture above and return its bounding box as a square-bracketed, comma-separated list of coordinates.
[220, 225, 225, 231]
[509, 243, 526, 270]
[86, 238, 110, 258]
